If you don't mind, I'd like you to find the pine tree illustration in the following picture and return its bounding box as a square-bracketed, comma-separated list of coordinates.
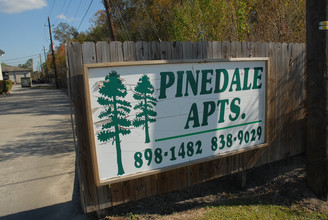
[133, 75, 157, 143]
[97, 71, 131, 176]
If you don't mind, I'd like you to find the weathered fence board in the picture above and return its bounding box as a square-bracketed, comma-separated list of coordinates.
[134, 177, 147, 200]
[81, 42, 113, 212]
[123, 41, 136, 61]
[68, 42, 99, 212]
[254, 42, 269, 167]
[279, 43, 289, 160]
[268, 42, 277, 164]
[96, 41, 110, 63]
[136, 41, 149, 61]
[67, 41, 306, 213]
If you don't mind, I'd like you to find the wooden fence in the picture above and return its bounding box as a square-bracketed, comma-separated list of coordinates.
[66, 41, 306, 213]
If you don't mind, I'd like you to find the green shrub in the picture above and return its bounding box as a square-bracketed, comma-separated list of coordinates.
[0, 80, 13, 93]
[4, 80, 13, 92]
[0, 80, 4, 93]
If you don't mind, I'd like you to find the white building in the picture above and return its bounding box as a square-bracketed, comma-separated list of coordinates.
[0, 49, 4, 80]
[1, 65, 30, 84]
[0, 63, 2, 81]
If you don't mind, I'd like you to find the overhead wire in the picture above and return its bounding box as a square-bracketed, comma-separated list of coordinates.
[42, 24, 47, 49]
[63, 0, 73, 17]
[2, 54, 40, 62]
[5, 61, 36, 66]
[4, 56, 39, 62]
[49, 0, 56, 17]
[112, 0, 131, 41]
[77, 0, 95, 31]
[54, 0, 68, 26]
[42, 0, 87, 65]
[3, 56, 40, 66]
[43, 0, 57, 57]
[140, 2, 161, 42]
[71, 0, 84, 27]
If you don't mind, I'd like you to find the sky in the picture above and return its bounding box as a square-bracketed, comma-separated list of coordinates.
[0, 0, 104, 71]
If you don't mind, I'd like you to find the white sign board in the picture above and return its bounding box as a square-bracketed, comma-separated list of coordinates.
[84, 59, 268, 185]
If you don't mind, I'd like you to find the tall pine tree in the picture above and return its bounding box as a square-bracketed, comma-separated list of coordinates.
[133, 75, 157, 143]
[97, 71, 131, 175]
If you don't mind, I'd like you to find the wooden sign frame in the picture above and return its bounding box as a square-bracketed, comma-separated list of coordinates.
[83, 58, 270, 186]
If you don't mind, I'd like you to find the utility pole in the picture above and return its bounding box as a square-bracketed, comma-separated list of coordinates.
[43, 46, 49, 81]
[103, 0, 117, 41]
[48, 16, 59, 89]
[31, 58, 34, 79]
[306, 0, 328, 200]
[39, 54, 44, 78]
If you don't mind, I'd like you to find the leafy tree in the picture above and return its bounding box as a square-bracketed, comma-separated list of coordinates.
[45, 43, 66, 80]
[55, 44, 66, 79]
[84, 10, 113, 42]
[18, 58, 33, 72]
[54, 22, 79, 44]
[133, 75, 157, 143]
[72, 0, 305, 43]
[83, 1, 176, 42]
[97, 71, 132, 175]
[250, 0, 305, 42]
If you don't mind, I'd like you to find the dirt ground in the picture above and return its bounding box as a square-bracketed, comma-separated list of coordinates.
[95, 154, 327, 219]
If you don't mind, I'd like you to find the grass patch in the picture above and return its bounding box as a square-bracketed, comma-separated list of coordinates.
[126, 212, 139, 220]
[201, 204, 328, 220]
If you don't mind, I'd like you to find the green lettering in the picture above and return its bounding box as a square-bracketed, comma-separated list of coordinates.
[229, 97, 241, 121]
[159, 72, 175, 99]
[242, 68, 252, 90]
[200, 69, 213, 95]
[217, 99, 229, 123]
[229, 68, 242, 92]
[201, 101, 216, 126]
[214, 69, 228, 93]
[252, 67, 263, 89]
[175, 71, 184, 97]
[184, 103, 200, 129]
[185, 70, 200, 96]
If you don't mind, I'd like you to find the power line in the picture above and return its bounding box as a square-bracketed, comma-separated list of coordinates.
[112, 0, 131, 41]
[71, 0, 83, 27]
[4, 56, 39, 62]
[140, 2, 161, 42]
[51, 0, 74, 28]
[77, 0, 94, 31]
[4, 57, 39, 66]
[45, 1, 57, 50]
[49, 0, 56, 16]
[63, 0, 73, 17]
[2, 54, 40, 62]
[72, 0, 83, 25]
[48, 16, 59, 89]
[54, 0, 68, 25]
[4, 60, 37, 65]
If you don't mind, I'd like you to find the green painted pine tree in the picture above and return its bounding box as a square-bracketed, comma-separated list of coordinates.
[133, 75, 157, 143]
[97, 71, 131, 176]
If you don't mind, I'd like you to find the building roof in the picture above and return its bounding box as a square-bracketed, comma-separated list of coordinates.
[1, 65, 30, 73]
[0, 49, 4, 55]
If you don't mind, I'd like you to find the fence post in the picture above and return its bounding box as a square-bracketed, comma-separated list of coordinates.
[306, 0, 328, 200]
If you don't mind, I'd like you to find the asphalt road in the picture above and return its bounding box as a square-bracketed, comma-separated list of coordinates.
[0, 85, 87, 220]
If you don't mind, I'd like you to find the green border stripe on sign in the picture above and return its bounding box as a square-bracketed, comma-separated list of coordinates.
[155, 120, 262, 142]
